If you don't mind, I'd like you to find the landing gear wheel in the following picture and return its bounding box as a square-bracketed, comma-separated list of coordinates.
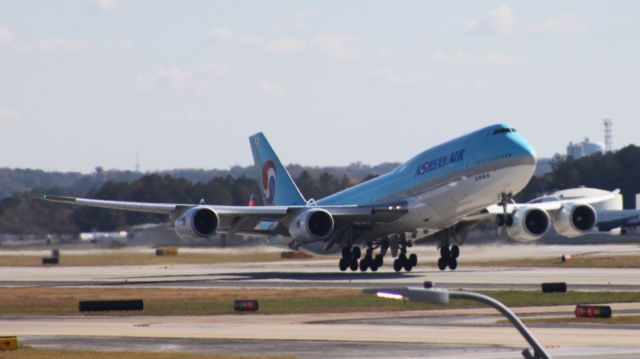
[440, 246, 450, 258]
[437, 257, 448, 271]
[451, 245, 460, 259]
[393, 258, 403, 272]
[448, 257, 458, 270]
[370, 263, 379, 272]
[339, 258, 348, 271]
[349, 258, 358, 271]
[352, 247, 361, 260]
[359, 258, 368, 272]
[496, 214, 505, 227]
[409, 253, 417, 267]
[342, 247, 351, 258]
[403, 261, 413, 272]
[375, 255, 383, 267]
[505, 214, 514, 227]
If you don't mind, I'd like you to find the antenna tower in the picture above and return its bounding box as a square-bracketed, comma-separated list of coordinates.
[603, 119, 612, 152]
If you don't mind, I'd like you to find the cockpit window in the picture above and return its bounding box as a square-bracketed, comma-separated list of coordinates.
[492, 128, 513, 135]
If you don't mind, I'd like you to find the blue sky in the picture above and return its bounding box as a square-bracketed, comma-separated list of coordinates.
[0, 1, 638, 172]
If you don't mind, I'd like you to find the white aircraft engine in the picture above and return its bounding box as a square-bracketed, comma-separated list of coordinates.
[289, 208, 335, 243]
[506, 207, 551, 242]
[175, 207, 219, 239]
[553, 204, 597, 238]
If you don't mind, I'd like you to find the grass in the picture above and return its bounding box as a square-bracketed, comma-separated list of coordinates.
[465, 255, 640, 268]
[0, 348, 294, 359]
[0, 252, 287, 267]
[0, 287, 638, 316]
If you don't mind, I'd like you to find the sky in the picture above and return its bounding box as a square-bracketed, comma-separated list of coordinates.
[0, 1, 638, 173]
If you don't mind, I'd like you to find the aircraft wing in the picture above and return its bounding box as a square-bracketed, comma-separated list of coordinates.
[36, 194, 408, 236]
[461, 189, 621, 223]
[483, 189, 620, 215]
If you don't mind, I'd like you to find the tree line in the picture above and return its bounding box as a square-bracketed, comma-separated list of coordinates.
[1, 145, 639, 235]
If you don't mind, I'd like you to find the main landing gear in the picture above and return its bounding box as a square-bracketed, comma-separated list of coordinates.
[339, 244, 385, 272]
[338, 235, 417, 272]
[392, 237, 417, 272]
[437, 244, 459, 271]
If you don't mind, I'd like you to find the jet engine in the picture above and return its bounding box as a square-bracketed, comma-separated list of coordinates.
[553, 204, 597, 238]
[506, 207, 551, 242]
[175, 207, 219, 239]
[289, 208, 335, 243]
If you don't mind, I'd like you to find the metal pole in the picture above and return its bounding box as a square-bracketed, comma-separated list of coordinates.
[448, 290, 551, 359]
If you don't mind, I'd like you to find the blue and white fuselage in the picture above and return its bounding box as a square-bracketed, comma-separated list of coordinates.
[260, 123, 537, 253]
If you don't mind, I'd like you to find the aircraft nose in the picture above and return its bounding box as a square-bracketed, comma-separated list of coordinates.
[510, 134, 537, 166]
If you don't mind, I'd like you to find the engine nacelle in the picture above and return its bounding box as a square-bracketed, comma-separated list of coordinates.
[506, 207, 551, 242]
[175, 207, 219, 239]
[289, 208, 335, 243]
[553, 204, 597, 238]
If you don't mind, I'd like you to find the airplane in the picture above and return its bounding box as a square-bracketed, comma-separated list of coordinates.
[501, 187, 640, 237]
[39, 123, 543, 272]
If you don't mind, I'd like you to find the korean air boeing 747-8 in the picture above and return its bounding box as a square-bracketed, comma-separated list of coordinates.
[41, 124, 605, 272]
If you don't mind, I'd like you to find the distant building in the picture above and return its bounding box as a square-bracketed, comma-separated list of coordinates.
[567, 138, 605, 159]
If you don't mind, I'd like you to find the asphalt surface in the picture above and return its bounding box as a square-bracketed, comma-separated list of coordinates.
[3, 244, 640, 358]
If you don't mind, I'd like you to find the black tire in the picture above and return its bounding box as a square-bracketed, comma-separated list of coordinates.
[409, 253, 417, 267]
[451, 245, 460, 259]
[349, 259, 358, 271]
[342, 247, 351, 258]
[359, 259, 368, 272]
[440, 246, 450, 258]
[370, 263, 379, 272]
[506, 214, 514, 227]
[375, 255, 383, 267]
[448, 257, 458, 270]
[352, 247, 361, 260]
[393, 259, 402, 272]
[496, 214, 505, 227]
[437, 257, 447, 271]
[339, 258, 348, 271]
[403, 262, 412, 272]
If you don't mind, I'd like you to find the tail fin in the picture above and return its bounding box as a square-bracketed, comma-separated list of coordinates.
[249, 133, 306, 206]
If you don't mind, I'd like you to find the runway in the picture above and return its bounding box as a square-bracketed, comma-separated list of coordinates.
[5, 310, 640, 358]
[2, 244, 640, 292]
[2, 244, 640, 358]
[3, 260, 640, 292]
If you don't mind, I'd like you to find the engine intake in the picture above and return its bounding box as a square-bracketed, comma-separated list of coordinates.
[175, 207, 219, 239]
[506, 207, 551, 242]
[554, 204, 597, 238]
[289, 209, 335, 243]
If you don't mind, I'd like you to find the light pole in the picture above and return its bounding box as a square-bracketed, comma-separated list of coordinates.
[363, 287, 552, 359]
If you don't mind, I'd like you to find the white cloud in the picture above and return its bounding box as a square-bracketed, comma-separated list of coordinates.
[364, 67, 431, 85]
[210, 27, 234, 43]
[157, 110, 208, 123]
[0, 26, 16, 45]
[197, 63, 229, 76]
[433, 51, 523, 65]
[249, 81, 287, 96]
[312, 34, 361, 60]
[464, 5, 515, 34]
[266, 37, 308, 56]
[265, 34, 361, 60]
[376, 46, 394, 59]
[0, 108, 24, 123]
[529, 15, 586, 34]
[136, 64, 228, 92]
[23, 37, 94, 52]
[96, 0, 117, 13]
